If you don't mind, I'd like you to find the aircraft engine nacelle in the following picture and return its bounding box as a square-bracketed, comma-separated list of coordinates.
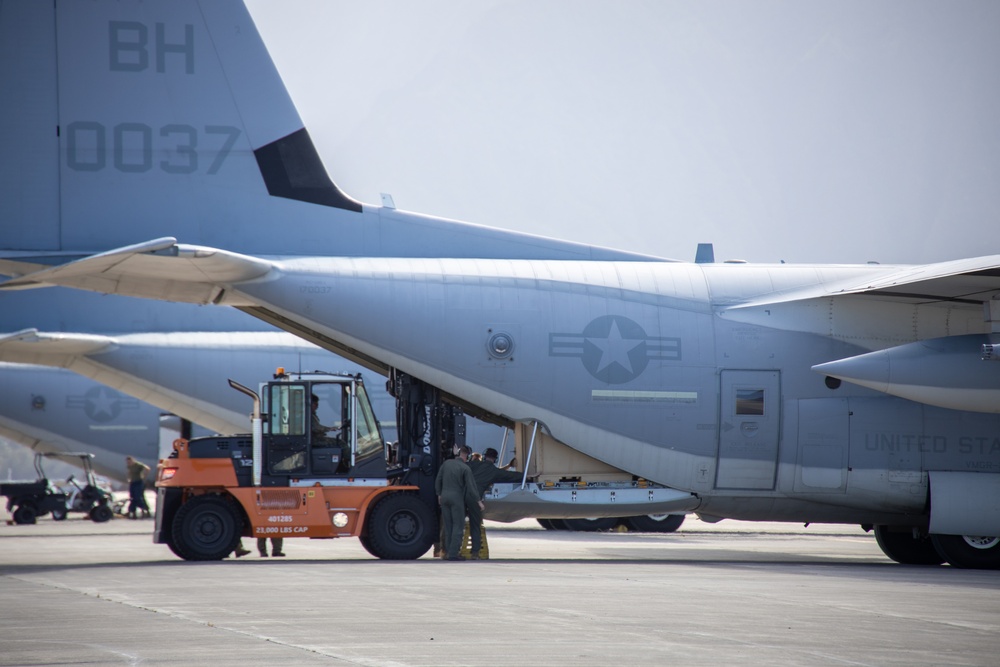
[812, 334, 1000, 413]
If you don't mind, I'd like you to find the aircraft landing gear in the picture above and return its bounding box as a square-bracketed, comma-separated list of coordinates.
[873, 525, 944, 565]
[930, 534, 1000, 570]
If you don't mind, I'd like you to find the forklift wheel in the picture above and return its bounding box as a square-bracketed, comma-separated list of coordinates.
[362, 493, 436, 560]
[171, 495, 242, 561]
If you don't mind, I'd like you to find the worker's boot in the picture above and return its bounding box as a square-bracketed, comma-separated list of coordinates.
[127, 509, 136, 520]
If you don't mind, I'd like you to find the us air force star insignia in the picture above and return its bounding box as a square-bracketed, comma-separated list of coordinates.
[548, 315, 681, 384]
[66, 387, 140, 422]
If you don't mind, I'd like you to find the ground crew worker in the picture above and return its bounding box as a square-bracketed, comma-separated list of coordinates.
[466, 447, 523, 559]
[434, 445, 483, 561]
[257, 537, 285, 557]
[125, 456, 150, 519]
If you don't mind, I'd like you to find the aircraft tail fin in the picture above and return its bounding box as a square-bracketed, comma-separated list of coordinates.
[0, 0, 360, 256]
[0, 0, 667, 264]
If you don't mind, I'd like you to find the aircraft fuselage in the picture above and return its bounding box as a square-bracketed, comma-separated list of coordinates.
[229, 258, 1000, 528]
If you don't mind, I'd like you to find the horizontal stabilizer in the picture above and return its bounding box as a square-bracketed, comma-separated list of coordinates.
[0, 238, 273, 305]
[0, 329, 116, 365]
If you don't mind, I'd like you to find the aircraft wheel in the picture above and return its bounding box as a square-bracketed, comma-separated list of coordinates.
[625, 514, 686, 533]
[873, 525, 944, 565]
[930, 534, 1000, 570]
[13, 505, 37, 525]
[363, 493, 436, 560]
[537, 519, 567, 530]
[89, 504, 113, 523]
[171, 495, 242, 561]
[561, 517, 619, 532]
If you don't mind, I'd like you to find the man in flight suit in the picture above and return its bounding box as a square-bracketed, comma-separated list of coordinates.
[435, 445, 483, 561]
[466, 447, 523, 559]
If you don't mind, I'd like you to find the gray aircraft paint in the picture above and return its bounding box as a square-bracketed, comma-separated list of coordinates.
[0, 0, 644, 479]
[8, 246, 1000, 534]
[0, 0, 661, 263]
[3, 1, 1000, 551]
[0, 363, 188, 481]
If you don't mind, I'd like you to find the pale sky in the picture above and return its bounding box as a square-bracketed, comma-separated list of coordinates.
[246, 1, 1000, 265]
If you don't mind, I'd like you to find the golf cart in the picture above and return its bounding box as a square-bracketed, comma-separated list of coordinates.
[1, 452, 113, 524]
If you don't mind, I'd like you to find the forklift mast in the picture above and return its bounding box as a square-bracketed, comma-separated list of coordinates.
[387, 369, 466, 507]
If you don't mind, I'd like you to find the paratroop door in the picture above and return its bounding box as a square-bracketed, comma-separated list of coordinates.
[715, 370, 781, 490]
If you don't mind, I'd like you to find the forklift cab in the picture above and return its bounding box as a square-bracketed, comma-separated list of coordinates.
[260, 371, 387, 484]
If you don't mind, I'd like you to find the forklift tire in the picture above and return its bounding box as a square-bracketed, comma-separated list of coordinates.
[171, 495, 242, 561]
[13, 505, 37, 525]
[164, 534, 191, 561]
[362, 493, 436, 560]
[89, 504, 113, 523]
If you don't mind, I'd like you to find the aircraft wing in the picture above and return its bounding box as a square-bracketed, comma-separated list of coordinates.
[726, 254, 1000, 309]
[0, 238, 273, 305]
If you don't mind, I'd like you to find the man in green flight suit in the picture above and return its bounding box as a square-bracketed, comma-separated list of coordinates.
[466, 447, 523, 559]
[435, 445, 483, 561]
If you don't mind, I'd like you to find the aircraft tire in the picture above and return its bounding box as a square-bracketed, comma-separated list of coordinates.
[89, 503, 113, 523]
[537, 519, 567, 530]
[171, 495, 242, 561]
[561, 517, 619, 532]
[363, 493, 436, 560]
[625, 514, 686, 533]
[873, 525, 944, 565]
[12, 504, 37, 525]
[930, 534, 1000, 570]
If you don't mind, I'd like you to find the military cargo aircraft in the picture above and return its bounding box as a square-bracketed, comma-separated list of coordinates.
[0, 0, 654, 481]
[6, 238, 1000, 568]
[3, 0, 998, 567]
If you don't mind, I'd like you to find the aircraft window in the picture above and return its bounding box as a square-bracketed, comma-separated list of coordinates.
[354, 383, 384, 460]
[735, 388, 765, 416]
[270, 385, 306, 435]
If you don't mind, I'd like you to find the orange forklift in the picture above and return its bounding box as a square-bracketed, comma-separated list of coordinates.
[154, 369, 463, 560]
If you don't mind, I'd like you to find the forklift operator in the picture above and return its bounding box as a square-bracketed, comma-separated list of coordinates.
[311, 394, 335, 441]
[312, 393, 350, 472]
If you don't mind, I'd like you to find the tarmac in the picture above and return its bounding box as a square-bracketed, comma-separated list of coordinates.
[1, 496, 998, 667]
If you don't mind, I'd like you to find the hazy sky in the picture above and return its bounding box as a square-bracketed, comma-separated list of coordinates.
[245, 1, 1000, 265]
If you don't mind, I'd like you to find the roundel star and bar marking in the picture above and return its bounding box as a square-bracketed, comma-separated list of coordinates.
[66, 386, 140, 422]
[548, 315, 682, 384]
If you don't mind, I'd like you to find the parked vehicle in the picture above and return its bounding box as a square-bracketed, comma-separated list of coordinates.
[1, 453, 113, 524]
